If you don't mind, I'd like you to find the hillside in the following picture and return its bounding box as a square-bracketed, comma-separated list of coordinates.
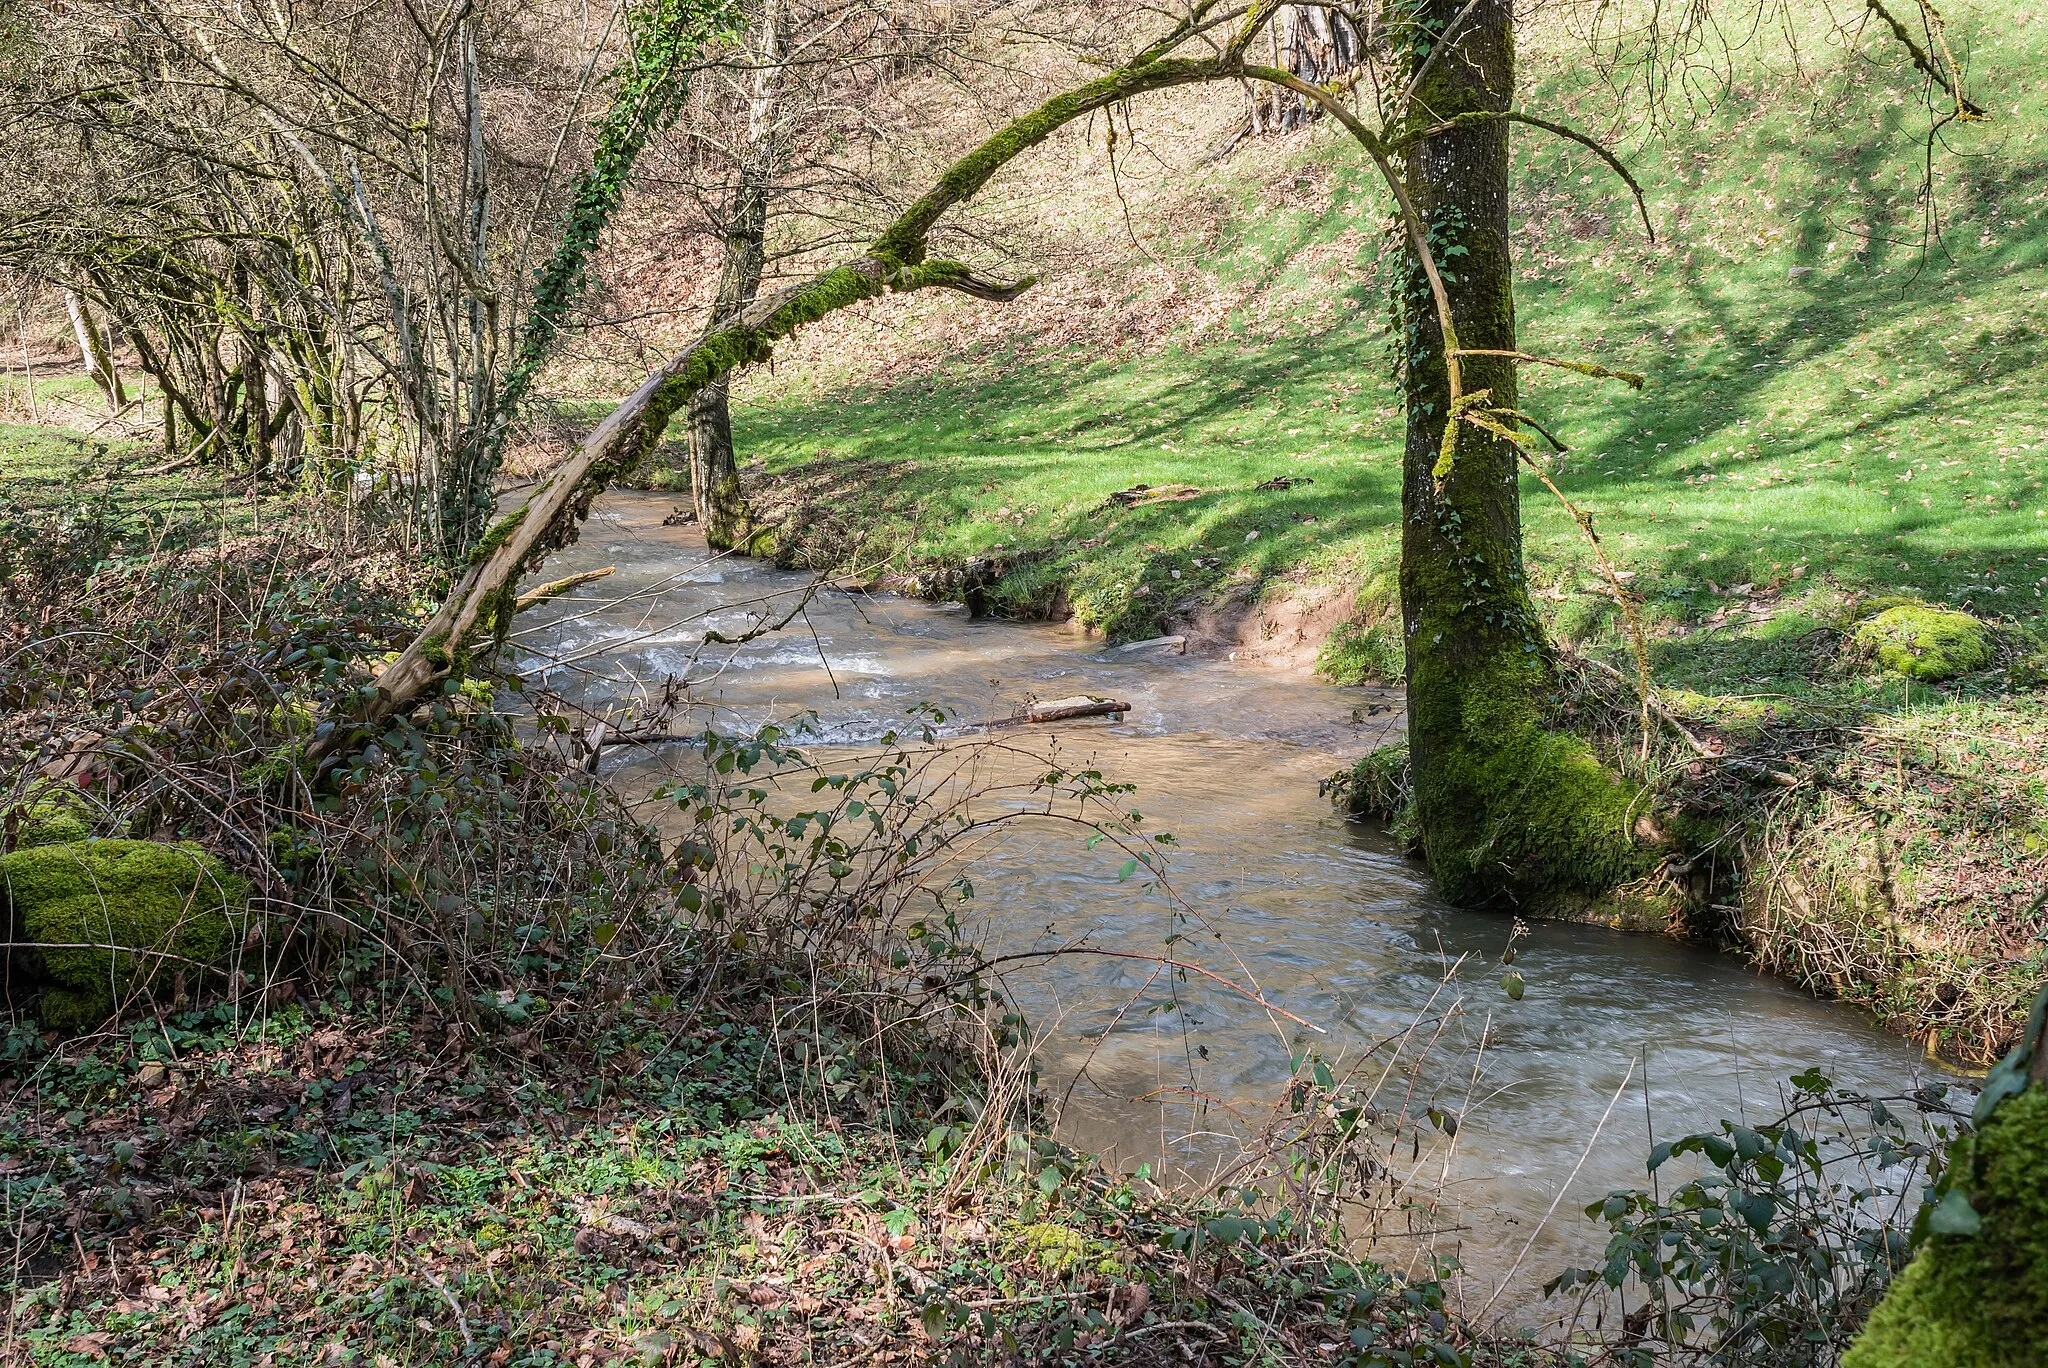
[697, 4, 2048, 1061]
[719, 6, 2046, 652]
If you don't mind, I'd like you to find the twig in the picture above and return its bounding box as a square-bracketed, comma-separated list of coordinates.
[1124, 1319, 1231, 1340]
[420, 1267, 475, 1351]
[1573, 654, 1714, 757]
[1865, 0, 1986, 119]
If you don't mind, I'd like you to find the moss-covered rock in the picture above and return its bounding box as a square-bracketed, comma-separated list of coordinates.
[1854, 604, 1993, 682]
[4, 784, 95, 850]
[1844, 998, 2048, 1367]
[0, 840, 247, 1029]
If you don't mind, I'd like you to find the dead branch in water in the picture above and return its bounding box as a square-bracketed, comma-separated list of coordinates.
[972, 697, 1131, 731]
[514, 567, 615, 613]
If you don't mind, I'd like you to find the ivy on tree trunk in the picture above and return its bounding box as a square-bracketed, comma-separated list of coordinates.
[439, 0, 741, 558]
[1395, 0, 1651, 909]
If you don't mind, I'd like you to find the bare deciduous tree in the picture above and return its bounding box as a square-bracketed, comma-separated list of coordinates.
[0, 0, 736, 555]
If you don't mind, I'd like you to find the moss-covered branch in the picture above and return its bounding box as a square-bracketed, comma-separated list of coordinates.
[315, 49, 1242, 760]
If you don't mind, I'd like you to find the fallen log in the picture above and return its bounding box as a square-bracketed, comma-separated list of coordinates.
[1111, 635, 1186, 654]
[595, 727, 689, 749]
[976, 696, 1131, 730]
[594, 696, 1135, 751]
[515, 567, 616, 613]
[1098, 483, 1208, 511]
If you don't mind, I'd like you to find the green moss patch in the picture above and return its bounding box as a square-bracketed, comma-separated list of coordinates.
[0, 839, 247, 1029]
[1422, 720, 1656, 910]
[3, 784, 98, 851]
[1845, 1087, 2048, 1367]
[1855, 604, 1993, 682]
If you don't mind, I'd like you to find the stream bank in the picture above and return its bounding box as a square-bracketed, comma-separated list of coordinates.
[657, 464, 2048, 1068]
[517, 492, 1956, 1307]
[0, 440, 1552, 1366]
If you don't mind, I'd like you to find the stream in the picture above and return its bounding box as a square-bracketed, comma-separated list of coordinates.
[514, 491, 1949, 1312]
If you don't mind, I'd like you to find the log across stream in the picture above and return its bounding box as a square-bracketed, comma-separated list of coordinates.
[513, 492, 1951, 1309]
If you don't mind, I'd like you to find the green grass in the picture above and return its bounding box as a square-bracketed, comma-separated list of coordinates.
[729, 10, 2048, 653]
[0, 398, 293, 583]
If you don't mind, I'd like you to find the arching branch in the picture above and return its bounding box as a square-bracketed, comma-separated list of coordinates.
[1390, 109, 1656, 241]
[314, 53, 1235, 759]
[1450, 348, 1646, 389]
[1237, 62, 1467, 435]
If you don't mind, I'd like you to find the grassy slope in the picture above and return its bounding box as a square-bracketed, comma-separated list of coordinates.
[730, 10, 2048, 655]
[717, 7, 2048, 1059]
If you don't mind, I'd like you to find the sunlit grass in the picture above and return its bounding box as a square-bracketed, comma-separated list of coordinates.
[732, 11, 2048, 652]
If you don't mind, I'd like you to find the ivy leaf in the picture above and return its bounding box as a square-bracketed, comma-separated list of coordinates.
[1928, 1187, 1982, 1237]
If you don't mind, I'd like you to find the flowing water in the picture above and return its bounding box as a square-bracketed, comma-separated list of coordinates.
[515, 492, 1948, 1311]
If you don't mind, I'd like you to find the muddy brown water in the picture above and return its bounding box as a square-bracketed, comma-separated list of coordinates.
[514, 492, 1950, 1313]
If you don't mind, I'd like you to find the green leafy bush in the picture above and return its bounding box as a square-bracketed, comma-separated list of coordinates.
[1550, 1070, 1969, 1367]
[1328, 742, 1412, 824]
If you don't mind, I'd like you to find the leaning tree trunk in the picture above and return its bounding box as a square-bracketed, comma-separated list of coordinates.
[1396, 0, 1649, 909]
[680, 0, 780, 549]
[315, 50, 1240, 761]
[64, 290, 126, 413]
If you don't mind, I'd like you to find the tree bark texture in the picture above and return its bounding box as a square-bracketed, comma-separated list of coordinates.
[1263, 6, 1359, 131]
[1397, 0, 1649, 908]
[1213, 5, 1360, 155]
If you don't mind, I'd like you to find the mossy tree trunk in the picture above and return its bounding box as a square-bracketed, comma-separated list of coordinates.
[681, 196, 765, 549]
[1845, 987, 2048, 1366]
[1396, 0, 1649, 908]
[680, 0, 779, 549]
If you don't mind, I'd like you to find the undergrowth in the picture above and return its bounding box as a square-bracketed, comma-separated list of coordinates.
[0, 440, 1560, 1366]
